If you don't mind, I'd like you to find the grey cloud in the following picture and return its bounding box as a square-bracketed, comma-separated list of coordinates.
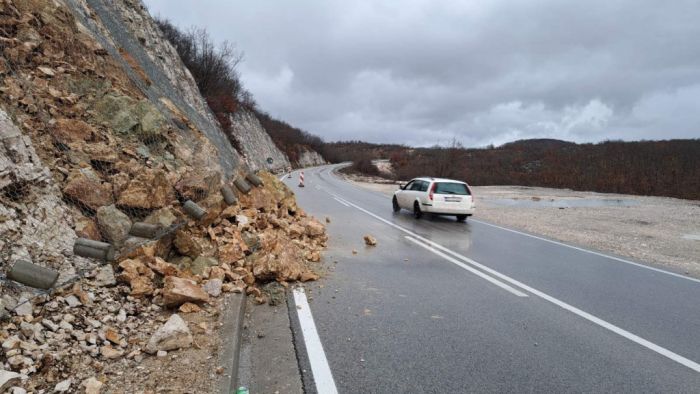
[144, 0, 700, 146]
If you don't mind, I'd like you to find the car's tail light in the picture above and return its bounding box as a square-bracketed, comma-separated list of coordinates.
[429, 183, 437, 200]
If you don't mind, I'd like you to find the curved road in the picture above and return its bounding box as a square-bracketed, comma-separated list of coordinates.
[283, 164, 700, 393]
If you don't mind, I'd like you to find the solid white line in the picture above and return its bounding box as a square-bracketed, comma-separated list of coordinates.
[327, 193, 700, 373]
[470, 219, 700, 284]
[293, 287, 339, 394]
[333, 197, 350, 207]
[405, 236, 528, 297]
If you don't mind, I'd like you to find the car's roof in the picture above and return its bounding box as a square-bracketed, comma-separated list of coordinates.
[411, 177, 466, 184]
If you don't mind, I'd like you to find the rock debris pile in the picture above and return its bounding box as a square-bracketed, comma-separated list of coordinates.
[0, 0, 327, 391]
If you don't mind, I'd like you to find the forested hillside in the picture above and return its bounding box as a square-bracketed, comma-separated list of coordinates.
[334, 139, 700, 200]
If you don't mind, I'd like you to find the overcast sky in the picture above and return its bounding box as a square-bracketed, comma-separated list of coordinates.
[144, 0, 700, 147]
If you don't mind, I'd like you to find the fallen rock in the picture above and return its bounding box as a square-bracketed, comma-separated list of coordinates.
[54, 379, 71, 392]
[288, 224, 304, 238]
[116, 169, 174, 210]
[145, 314, 193, 354]
[13, 297, 32, 316]
[0, 370, 22, 392]
[96, 205, 132, 246]
[305, 219, 325, 237]
[202, 279, 223, 297]
[94, 265, 116, 287]
[173, 229, 203, 258]
[325, 216, 331, 223]
[300, 272, 319, 282]
[178, 303, 201, 313]
[75, 216, 101, 240]
[162, 276, 209, 307]
[100, 345, 124, 359]
[81, 377, 103, 394]
[117, 259, 155, 296]
[104, 327, 121, 345]
[144, 207, 178, 227]
[364, 235, 377, 246]
[190, 256, 218, 276]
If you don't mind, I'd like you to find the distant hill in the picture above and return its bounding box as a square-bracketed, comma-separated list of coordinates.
[323, 139, 700, 200]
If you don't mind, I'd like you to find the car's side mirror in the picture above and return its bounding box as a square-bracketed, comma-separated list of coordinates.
[398, 183, 405, 190]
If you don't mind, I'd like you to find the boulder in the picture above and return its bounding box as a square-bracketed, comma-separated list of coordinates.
[96, 205, 132, 246]
[116, 169, 174, 210]
[173, 229, 202, 258]
[162, 276, 209, 307]
[117, 259, 154, 296]
[63, 171, 113, 211]
[305, 219, 325, 237]
[145, 314, 193, 354]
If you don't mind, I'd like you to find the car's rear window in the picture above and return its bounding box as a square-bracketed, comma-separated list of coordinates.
[434, 182, 470, 195]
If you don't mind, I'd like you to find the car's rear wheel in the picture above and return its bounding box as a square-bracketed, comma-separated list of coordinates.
[392, 196, 401, 212]
[456, 214, 467, 222]
[413, 202, 422, 219]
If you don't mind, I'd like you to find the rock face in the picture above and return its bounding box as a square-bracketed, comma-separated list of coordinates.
[229, 110, 291, 173]
[296, 147, 327, 168]
[145, 314, 193, 354]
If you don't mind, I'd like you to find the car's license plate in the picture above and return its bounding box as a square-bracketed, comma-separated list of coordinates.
[445, 197, 462, 202]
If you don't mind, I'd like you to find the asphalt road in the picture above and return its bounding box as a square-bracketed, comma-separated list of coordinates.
[283, 164, 700, 393]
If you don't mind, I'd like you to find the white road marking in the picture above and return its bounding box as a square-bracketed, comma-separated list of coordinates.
[293, 287, 339, 394]
[405, 236, 528, 297]
[470, 219, 700, 284]
[333, 197, 350, 207]
[326, 193, 700, 373]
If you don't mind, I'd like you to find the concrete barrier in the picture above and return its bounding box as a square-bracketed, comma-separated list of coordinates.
[221, 185, 238, 205]
[183, 200, 207, 220]
[7, 260, 59, 290]
[233, 178, 252, 194]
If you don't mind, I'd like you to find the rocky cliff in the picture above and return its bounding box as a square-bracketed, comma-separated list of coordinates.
[0, 0, 326, 390]
[297, 147, 327, 167]
[229, 109, 291, 173]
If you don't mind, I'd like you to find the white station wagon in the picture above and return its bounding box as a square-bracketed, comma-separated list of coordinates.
[392, 177, 475, 221]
